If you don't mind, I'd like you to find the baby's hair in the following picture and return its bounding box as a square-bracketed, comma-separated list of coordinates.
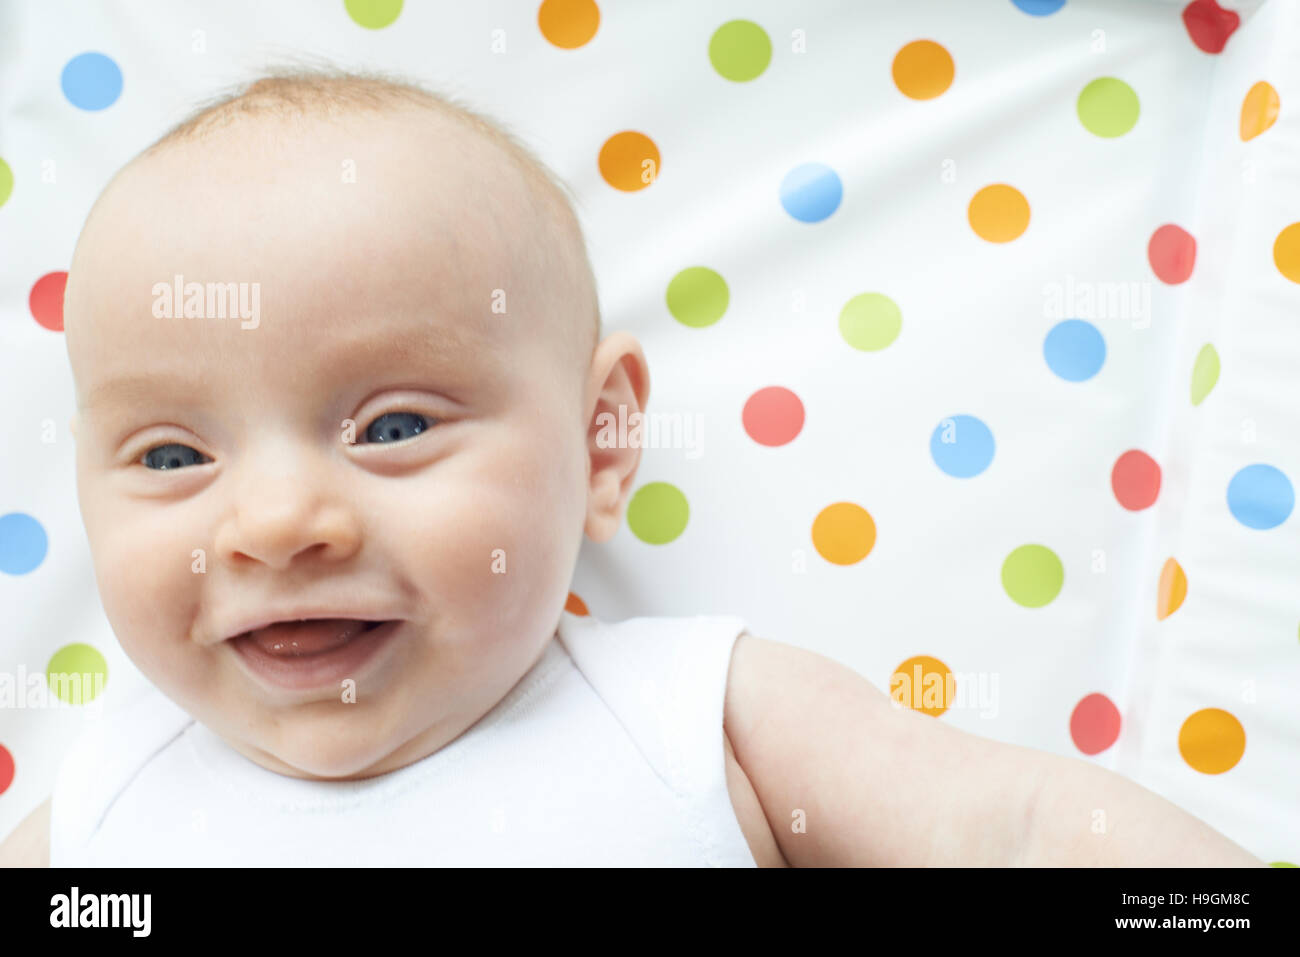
[145, 65, 602, 355]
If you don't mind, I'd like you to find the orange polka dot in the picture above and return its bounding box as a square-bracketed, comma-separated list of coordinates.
[564, 591, 589, 616]
[598, 131, 660, 191]
[1157, 557, 1187, 620]
[968, 184, 1030, 243]
[892, 40, 954, 100]
[811, 502, 876, 565]
[1273, 222, 1300, 283]
[1239, 81, 1279, 141]
[890, 655, 956, 717]
[1178, 708, 1245, 774]
[538, 0, 600, 49]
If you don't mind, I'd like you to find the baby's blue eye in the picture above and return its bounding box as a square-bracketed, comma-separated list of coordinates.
[142, 444, 210, 470]
[363, 411, 430, 444]
[138, 414, 432, 468]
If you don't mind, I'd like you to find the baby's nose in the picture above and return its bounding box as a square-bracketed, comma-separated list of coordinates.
[213, 463, 362, 570]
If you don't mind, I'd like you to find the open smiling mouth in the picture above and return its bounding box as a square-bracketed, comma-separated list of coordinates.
[228, 619, 402, 692]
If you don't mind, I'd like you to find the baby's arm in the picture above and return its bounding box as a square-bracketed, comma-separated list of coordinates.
[0, 796, 50, 868]
[724, 635, 1266, 867]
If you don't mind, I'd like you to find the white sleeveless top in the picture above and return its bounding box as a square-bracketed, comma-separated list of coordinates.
[49, 611, 757, 867]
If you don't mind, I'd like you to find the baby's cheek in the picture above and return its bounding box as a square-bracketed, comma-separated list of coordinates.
[417, 484, 548, 618]
[405, 450, 579, 639]
[90, 505, 206, 670]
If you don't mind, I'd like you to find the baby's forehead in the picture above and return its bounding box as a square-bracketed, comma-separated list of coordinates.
[65, 98, 596, 412]
[121, 107, 532, 241]
[73, 112, 536, 325]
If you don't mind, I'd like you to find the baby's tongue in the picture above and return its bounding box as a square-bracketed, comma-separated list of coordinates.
[246, 619, 372, 657]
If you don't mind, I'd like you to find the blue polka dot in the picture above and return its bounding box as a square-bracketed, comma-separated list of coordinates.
[1011, 0, 1066, 14]
[61, 52, 123, 111]
[1227, 465, 1294, 530]
[1044, 319, 1106, 382]
[780, 163, 842, 223]
[931, 415, 995, 478]
[0, 513, 48, 575]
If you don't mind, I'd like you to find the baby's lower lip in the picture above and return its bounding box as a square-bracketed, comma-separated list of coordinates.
[228, 619, 402, 692]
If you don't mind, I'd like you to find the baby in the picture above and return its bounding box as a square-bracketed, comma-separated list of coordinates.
[1, 70, 1265, 867]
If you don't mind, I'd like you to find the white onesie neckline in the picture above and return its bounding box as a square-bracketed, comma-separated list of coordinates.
[183, 633, 572, 811]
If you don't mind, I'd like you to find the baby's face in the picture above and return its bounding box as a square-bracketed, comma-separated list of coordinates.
[65, 109, 612, 779]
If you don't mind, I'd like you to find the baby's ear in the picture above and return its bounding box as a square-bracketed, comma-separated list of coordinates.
[583, 332, 650, 544]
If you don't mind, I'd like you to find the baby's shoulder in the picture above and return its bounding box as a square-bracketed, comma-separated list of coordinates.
[556, 610, 748, 686]
[555, 610, 747, 763]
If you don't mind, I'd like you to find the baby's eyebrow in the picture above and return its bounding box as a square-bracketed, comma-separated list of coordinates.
[81, 371, 203, 412]
[330, 319, 486, 368]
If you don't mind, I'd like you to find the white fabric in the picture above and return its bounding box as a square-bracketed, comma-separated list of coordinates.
[49, 612, 756, 867]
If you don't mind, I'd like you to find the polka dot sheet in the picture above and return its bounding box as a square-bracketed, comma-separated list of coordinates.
[1, 0, 1296, 864]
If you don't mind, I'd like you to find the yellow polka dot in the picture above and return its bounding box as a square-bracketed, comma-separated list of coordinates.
[890, 655, 956, 717]
[1240, 81, 1279, 141]
[598, 131, 660, 191]
[538, 0, 600, 49]
[811, 502, 876, 565]
[1273, 222, 1300, 283]
[892, 40, 954, 100]
[1178, 708, 1245, 774]
[969, 184, 1030, 243]
[1157, 557, 1187, 620]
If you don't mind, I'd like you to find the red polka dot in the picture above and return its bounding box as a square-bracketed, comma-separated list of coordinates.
[742, 386, 805, 447]
[1148, 224, 1196, 284]
[1181, 0, 1240, 54]
[0, 743, 13, 795]
[1149, 223, 1196, 283]
[1112, 449, 1161, 511]
[1070, 693, 1122, 755]
[29, 271, 68, 331]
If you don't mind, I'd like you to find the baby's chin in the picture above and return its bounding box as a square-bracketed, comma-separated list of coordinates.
[215, 700, 438, 781]
[146, 656, 442, 781]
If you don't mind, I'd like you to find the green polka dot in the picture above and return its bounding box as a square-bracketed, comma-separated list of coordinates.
[1002, 545, 1064, 608]
[0, 157, 12, 208]
[709, 20, 772, 82]
[1077, 77, 1139, 138]
[627, 482, 689, 544]
[667, 267, 729, 328]
[839, 293, 902, 351]
[1190, 343, 1220, 406]
[1271, 861, 1296, 867]
[345, 0, 402, 29]
[46, 643, 108, 704]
